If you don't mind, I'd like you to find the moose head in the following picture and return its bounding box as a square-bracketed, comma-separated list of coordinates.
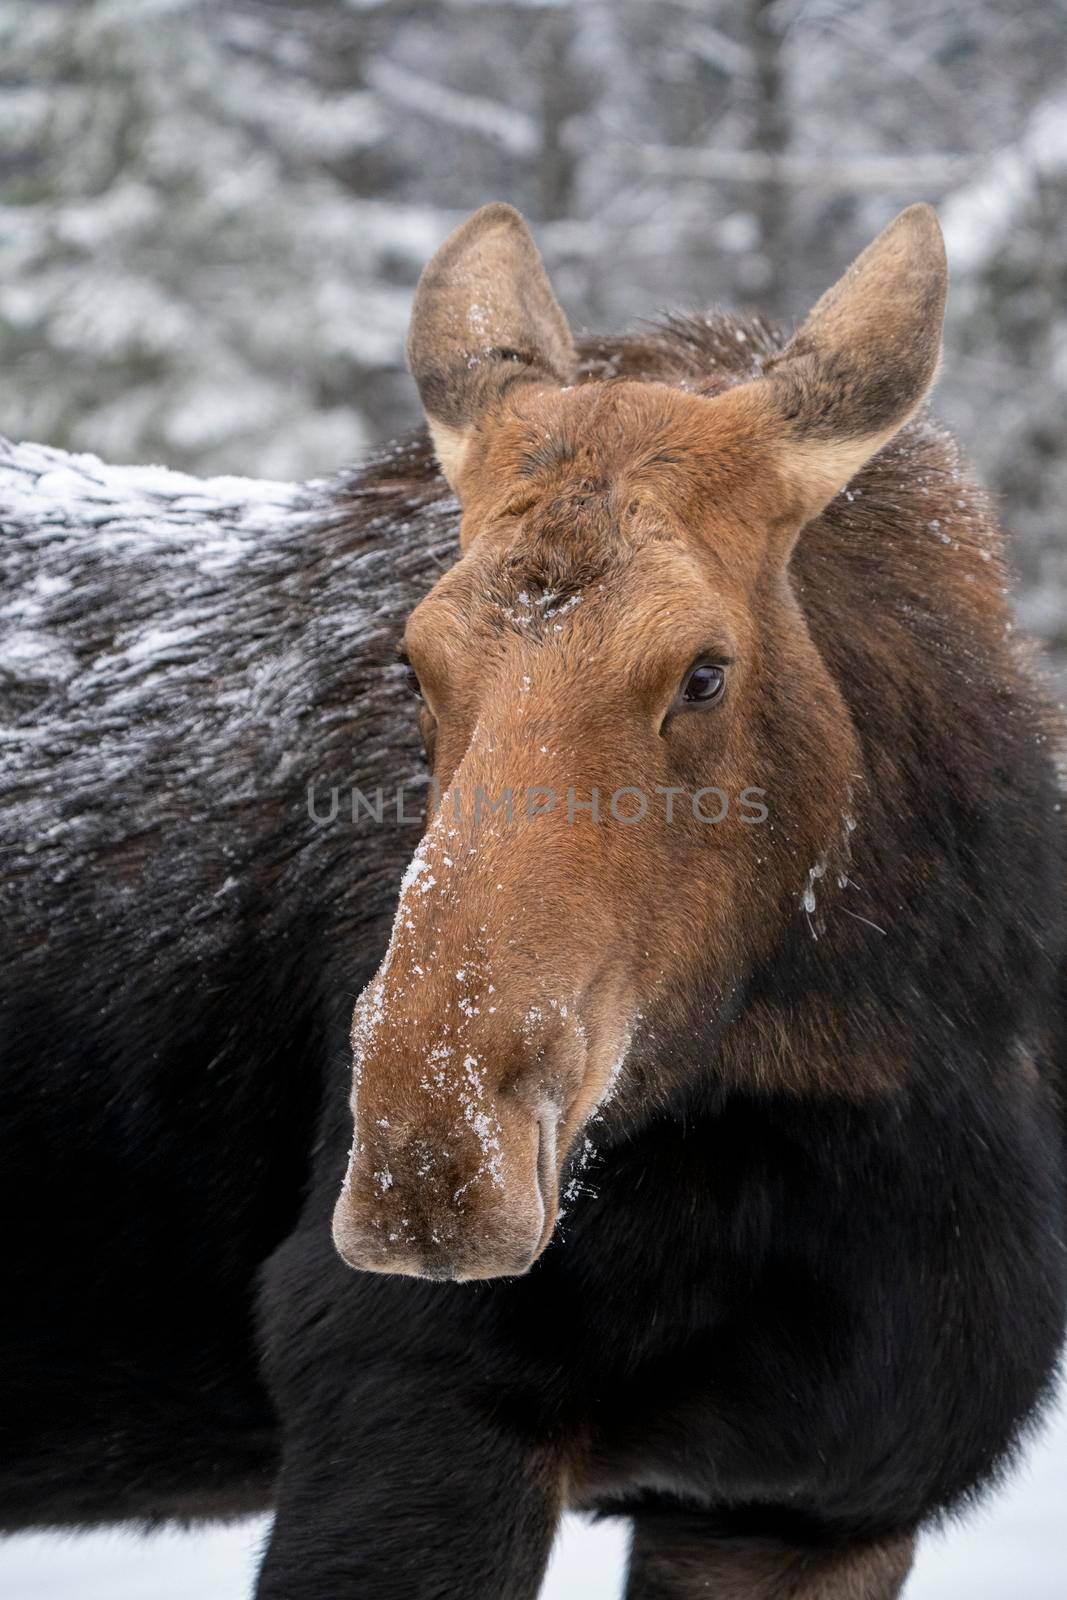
[332, 201, 947, 1281]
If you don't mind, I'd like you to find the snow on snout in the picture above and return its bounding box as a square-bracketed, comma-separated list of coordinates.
[347, 819, 512, 1197]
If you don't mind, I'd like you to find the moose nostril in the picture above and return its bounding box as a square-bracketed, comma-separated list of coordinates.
[536, 1109, 559, 1204]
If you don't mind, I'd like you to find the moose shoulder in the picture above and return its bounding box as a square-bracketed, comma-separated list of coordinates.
[3, 208, 1066, 1600]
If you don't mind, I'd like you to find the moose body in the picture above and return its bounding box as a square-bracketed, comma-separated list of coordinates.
[2, 208, 1066, 1599]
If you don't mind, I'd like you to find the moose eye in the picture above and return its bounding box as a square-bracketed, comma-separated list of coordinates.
[681, 661, 727, 705]
[397, 651, 424, 700]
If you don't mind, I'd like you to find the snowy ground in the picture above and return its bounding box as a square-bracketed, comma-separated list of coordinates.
[2, 1376, 1064, 1598]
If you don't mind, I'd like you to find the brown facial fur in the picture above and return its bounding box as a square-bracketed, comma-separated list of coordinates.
[333, 203, 954, 1281]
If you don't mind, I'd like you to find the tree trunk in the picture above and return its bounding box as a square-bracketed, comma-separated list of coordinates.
[745, 0, 792, 318]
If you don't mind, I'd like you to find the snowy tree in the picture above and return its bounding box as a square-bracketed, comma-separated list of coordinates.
[0, 0, 1065, 671]
[0, 0, 448, 477]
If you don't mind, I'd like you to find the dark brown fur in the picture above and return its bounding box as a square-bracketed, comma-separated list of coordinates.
[627, 1519, 915, 1599]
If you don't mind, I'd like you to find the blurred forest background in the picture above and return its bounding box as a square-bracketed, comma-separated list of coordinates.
[1, 0, 1065, 666]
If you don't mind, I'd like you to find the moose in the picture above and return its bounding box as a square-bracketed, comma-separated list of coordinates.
[1, 203, 1065, 1599]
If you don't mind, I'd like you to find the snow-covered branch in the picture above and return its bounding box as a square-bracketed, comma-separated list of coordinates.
[610, 144, 979, 191]
[682, 22, 753, 76]
[366, 57, 539, 156]
[941, 94, 1067, 272]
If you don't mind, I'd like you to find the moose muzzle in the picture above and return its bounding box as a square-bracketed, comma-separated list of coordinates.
[331, 756, 635, 1282]
[333, 1088, 560, 1281]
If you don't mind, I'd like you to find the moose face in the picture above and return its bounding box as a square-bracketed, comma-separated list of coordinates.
[332, 202, 947, 1281]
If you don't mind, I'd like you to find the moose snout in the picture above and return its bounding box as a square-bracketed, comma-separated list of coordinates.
[332, 1104, 560, 1282]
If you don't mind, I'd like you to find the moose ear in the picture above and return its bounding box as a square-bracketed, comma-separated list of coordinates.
[756, 204, 947, 522]
[406, 203, 576, 492]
